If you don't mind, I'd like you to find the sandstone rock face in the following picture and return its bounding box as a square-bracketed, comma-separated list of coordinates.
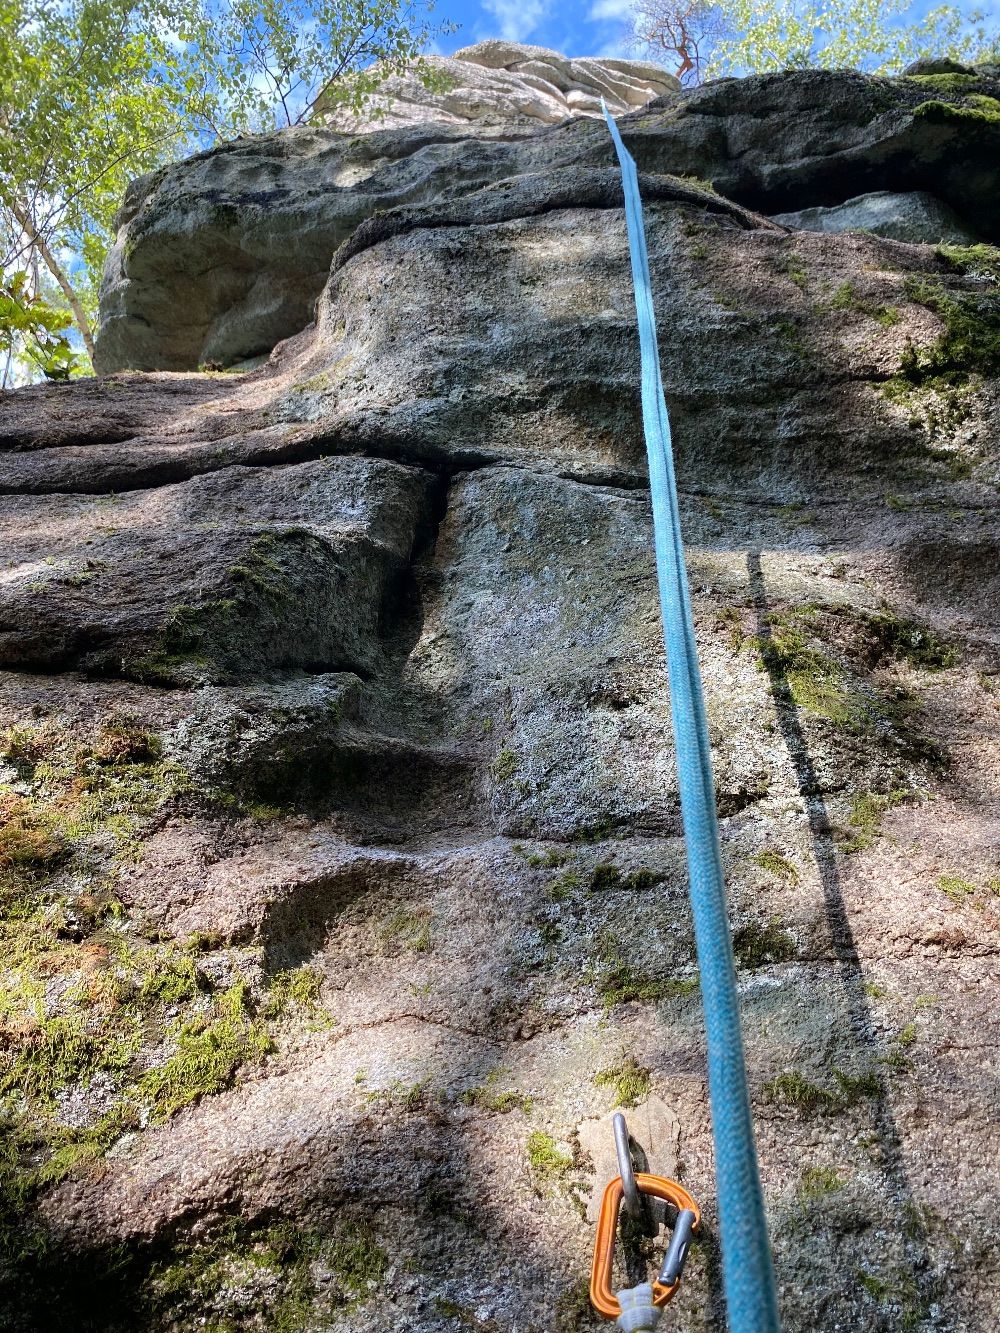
[321, 40, 680, 132]
[3, 53, 1000, 1333]
[94, 66, 1000, 374]
[771, 189, 981, 243]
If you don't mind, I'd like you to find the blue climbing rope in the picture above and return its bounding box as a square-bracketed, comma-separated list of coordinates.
[602, 106, 782, 1333]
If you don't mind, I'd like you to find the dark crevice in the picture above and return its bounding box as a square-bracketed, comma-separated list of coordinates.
[728, 142, 1000, 232]
[0, 460, 224, 496]
[330, 166, 778, 273]
[0, 427, 140, 452]
[0, 426, 656, 499]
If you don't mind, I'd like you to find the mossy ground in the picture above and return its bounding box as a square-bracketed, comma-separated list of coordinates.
[1, 1212, 388, 1332]
[0, 717, 336, 1324]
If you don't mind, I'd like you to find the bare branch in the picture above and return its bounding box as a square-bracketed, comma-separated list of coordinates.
[633, 0, 728, 84]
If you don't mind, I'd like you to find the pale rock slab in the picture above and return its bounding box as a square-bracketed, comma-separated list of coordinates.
[772, 189, 981, 244]
[319, 41, 679, 134]
[578, 1099, 683, 1224]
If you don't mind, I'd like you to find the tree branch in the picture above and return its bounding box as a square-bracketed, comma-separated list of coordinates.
[9, 199, 95, 362]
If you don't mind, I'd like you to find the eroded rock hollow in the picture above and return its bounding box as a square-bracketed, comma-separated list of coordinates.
[1, 45, 999, 1333]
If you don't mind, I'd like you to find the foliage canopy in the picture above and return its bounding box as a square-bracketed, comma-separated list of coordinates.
[634, 0, 1000, 85]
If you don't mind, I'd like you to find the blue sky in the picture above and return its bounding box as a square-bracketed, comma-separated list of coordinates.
[430, 0, 635, 60]
[429, 0, 1000, 63]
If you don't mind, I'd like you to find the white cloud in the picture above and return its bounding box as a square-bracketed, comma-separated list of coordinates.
[593, 38, 636, 58]
[588, 0, 633, 20]
[479, 0, 545, 43]
[583, 0, 637, 60]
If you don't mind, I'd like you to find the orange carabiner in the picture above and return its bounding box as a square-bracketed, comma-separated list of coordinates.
[590, 1172, 701, 1320]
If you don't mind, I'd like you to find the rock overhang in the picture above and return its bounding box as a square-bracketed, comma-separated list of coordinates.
[93, 65, 1000, 375]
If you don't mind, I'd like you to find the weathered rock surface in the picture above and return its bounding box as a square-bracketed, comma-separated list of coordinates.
[771, 189, 981, 243]
[3, 50, 1000, 1333]
[94, 66, 1000, 373]
[321, 40, 680, 132]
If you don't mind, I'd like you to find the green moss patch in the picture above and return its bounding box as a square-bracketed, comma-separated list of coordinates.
[262, 965, 332, 1028]
[460, 1067, 533, 1114]
[378, 908, 432, 953]
[673, 173, 718, 195]
[1, 1214, 389, 1332]
[937, 243, 1000, 283]
[732, 919, 797, 970]
[592, 939, 698, 1009]
[797, 1164, 844, 1203]
[519, 846, 569, 869]
[936, 873, 977, 903]
[764, 1070, 840, 1114]
[548, 868, 583, 901]
[829, 280, 900, 326]
[138, 983, 273, 1122]
[838, 789, 909, 853]
[752, 849, 799, 884]
[594, 1054, 653, 1109]
[749, 610, 871, 727]
[589, 862, 662, 892]
[749, 604, 948, 759]
[912, 93, 1000, 124]
[491, 746, 519, 783]
[851, 608, 957, 670]
[554, 1279, 600, 1332]
[0, 717, 188, 887]
[763, 1065, 881, 1115]
[128, 529, 331, 685]
[526, 1130, 573, 1187]
[898, 273, 1000, 388]
[880, 376, 977, 474]
[879, 262, 1000, 475]
[0, 718, 331, 1260]
[905, 72, 980, 93]
[362, 1077, 432, 1112]
[771, 251, 808, 290]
